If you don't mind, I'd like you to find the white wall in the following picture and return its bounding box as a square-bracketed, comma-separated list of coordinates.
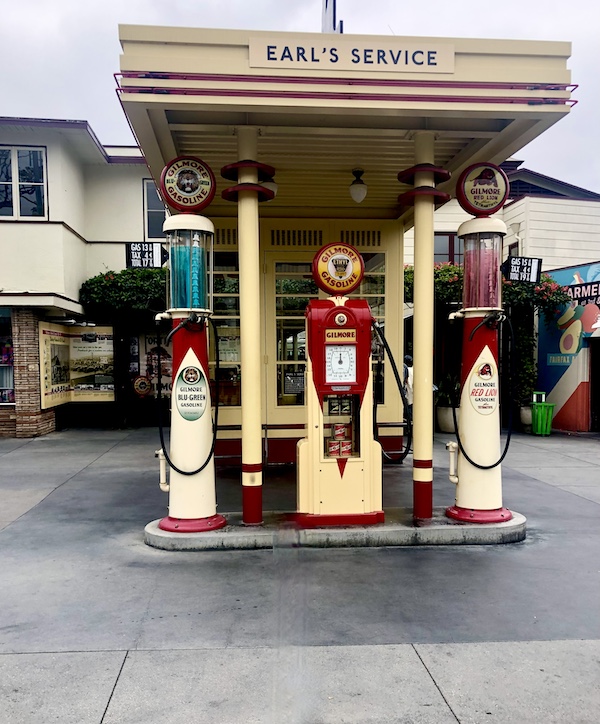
[521, 198, 600, 271]
[48, 139, 86, 231]
[0, 222, 93, 300]
[84, 165, 149, 242]
[85, 244, 129, 278]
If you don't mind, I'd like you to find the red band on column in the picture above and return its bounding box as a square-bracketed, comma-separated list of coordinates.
[413, 459, 433, 469]
[242, 485, 263, 525]
[413, 481, 433, 519]
[242, 462, 263, 473]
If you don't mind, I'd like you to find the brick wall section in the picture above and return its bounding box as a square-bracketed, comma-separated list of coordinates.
[12, 309, 55, 438]
[0, 408, 16, 436]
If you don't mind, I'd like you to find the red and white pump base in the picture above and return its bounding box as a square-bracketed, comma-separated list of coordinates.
[158, 312, 226, 533]
[445, 310, 512, 524]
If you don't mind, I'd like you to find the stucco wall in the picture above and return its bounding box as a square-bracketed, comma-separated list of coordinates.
[84, 165, 149, 242]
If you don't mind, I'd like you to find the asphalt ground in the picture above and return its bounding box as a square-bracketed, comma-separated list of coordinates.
[1, 427, 599, 723]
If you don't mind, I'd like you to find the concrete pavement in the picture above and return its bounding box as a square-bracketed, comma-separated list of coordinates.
[1, 427, 600, 722]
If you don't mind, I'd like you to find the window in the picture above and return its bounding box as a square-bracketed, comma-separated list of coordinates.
[434, 233, 463, 265]
[274, 261, 319, 406]
[0, 309, 14, 404]
[144, 180, 167, 240]
[0, 147, 46, 219]
[210, 252, 242, 407]
[355, 253, 386, 403]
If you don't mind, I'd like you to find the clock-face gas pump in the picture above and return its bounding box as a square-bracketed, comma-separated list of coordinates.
[296, 243, 383, 527]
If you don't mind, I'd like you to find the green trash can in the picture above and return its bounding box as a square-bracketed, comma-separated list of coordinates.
[532, 401, 555, 436]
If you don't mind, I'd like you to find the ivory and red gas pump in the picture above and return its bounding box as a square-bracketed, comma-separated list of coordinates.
[296, 243, 384, 527]
[151, 156, 226, 534]
[445, 163, 513, 523]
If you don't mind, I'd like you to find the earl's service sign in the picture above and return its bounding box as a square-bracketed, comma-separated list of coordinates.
[249, 38, 454, 73]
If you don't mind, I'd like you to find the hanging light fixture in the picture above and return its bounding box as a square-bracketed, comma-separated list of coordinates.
[349, 168, 367, 203]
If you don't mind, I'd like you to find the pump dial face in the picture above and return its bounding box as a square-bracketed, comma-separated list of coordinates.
[325, 345, 356, 383]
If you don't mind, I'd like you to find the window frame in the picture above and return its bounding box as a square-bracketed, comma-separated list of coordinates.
[434, 232, 464, 265]
[143, 179, 168, 241]
[0, 146, 48, 220]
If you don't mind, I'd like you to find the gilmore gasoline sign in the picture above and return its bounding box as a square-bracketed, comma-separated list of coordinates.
[126, 243, 169, 269]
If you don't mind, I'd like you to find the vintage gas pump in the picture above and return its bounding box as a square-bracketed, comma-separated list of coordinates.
[446, 163, 512, 523]
[296, 243, 383, 526]
[154, 213, 226, 533]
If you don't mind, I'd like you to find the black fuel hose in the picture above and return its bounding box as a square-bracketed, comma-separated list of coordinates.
[156, 315, 220, 476]
[451, 313, 514, 470]
[372, 321, 412, 464]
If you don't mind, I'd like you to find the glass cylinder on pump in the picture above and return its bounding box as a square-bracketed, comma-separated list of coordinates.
[163, 215, 214, 314]
[461, 225, 504, 310]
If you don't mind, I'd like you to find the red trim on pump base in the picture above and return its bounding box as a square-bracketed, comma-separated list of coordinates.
[445, 505, 513, 523]
[158, 514, 227, 532]
[242, 485, 263, 526]
[292, 511, 384, 528]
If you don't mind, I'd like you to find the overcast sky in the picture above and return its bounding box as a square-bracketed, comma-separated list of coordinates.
[2, 0, 598, 192]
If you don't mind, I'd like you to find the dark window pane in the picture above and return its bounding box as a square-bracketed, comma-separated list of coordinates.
[434, 234, 450, 256]
[278, 363, 306, 405]
[146, 182, 165, 211]
[276, 320, 306, 362]
[0, 184, 13, 216]
[276, 262, 312, 274]
[147, 211, 165, 239]
[276, 296, 311, 315]
[19, 185, 44, 216]
[362, 253, 385, 272]
[357, 275, 385, 294]
[362, 297, 385, 316]
[0, 150, 12, 182]
[275, 276, 318, 294]
[214, 252, 239, 272]
[18, 150, 44, 183]
[213, 296, 240, 314]
[213, 275, 239, 294]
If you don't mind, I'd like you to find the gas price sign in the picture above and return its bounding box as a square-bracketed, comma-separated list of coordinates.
[126, 243, 169, 269]
[500, 256, 542, 284]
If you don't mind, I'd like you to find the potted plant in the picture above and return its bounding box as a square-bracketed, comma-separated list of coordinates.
[435, 374, 461, 433]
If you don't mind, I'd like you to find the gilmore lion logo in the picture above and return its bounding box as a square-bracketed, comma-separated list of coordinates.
[472, 168, 498, 187]
[176, 171, 200, 195]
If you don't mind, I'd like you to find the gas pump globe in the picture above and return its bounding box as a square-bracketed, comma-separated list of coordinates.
[163, 215, 214, 315]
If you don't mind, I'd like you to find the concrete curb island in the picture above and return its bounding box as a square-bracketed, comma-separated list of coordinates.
[144, 508, 526, 550]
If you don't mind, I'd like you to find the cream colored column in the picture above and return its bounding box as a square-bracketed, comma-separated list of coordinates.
[412, 131, 436, 519]
[237, 126, 263, 524]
